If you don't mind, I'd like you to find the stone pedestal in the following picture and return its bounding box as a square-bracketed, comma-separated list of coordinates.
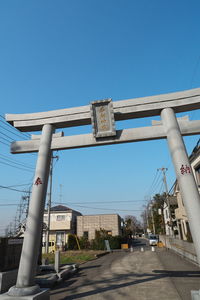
[0, 270, 18, 294]
[0, 289, 49, 300]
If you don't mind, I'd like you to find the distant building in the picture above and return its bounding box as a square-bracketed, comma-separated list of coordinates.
[43, 205, 82, 251]
[77, 214, 122, 240]
[163, 196, 178, 236]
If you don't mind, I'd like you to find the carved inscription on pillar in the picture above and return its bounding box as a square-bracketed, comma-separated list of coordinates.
[90, 99, 116, 138]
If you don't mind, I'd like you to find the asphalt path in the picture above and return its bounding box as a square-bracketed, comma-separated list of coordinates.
[49, 239, 200, 299]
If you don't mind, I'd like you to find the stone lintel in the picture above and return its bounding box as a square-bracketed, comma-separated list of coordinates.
[5, 88, 200, 132]
[10, 119, 200, 153]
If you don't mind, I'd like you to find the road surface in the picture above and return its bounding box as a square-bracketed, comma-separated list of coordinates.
[50, 239, 200, 300]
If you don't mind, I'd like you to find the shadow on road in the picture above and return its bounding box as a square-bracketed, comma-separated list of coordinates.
[50, 265, 200, 300]
[153, 269, 200, 277]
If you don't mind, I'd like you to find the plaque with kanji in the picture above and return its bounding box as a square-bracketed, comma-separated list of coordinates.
[90, 99, 116, 138]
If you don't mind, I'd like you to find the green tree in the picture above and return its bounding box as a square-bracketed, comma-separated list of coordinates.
[148, 193, 166, 234]
[124, 215, 142, 236]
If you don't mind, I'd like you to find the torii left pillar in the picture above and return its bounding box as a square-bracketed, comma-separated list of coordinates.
[1, 124, 54, 300]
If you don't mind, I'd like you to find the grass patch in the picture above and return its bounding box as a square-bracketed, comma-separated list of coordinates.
[42, 250, 106, 265]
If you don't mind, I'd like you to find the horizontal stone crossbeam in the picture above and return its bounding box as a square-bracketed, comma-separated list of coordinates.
[11, 119, 200, 153]
[6, 88, 200, 132]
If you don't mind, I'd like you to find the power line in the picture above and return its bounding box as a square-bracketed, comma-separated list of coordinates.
[0, 140, 9, 146]
[0, 135, 12, 144]
[0, 130, 14, 141]
[0, 204, 18, 206]
[0, 115, 31, 139]
[144, 169, 160, 196]
[53, 200, 147, 205]
[0, 154, 34, 170]
[52, 202, 143, 212]
[0, 160, 34, 172]
[0, 185, 31, 193]
[0, 121, 30, 140]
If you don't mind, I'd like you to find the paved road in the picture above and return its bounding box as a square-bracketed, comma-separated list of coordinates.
[50, 239, 200, 300]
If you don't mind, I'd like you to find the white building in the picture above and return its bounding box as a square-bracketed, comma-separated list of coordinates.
[43, 205, 82, 250]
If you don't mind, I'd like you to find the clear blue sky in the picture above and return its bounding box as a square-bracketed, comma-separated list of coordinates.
[0, 0, 200, 235]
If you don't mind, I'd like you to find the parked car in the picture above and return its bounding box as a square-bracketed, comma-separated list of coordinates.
[149, 235, 158, 246]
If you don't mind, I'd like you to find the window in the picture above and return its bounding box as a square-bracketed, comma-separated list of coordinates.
[56, 215, 65, 221]
[83, 231, 88, 238]
[107, 231, 112, 236]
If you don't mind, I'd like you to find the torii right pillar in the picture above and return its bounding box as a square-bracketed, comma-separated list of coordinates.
[161, 107, 200, 265]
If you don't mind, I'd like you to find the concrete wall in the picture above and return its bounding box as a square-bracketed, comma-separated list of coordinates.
[159, 235, 198, 265]
[77, 214, 121, 240]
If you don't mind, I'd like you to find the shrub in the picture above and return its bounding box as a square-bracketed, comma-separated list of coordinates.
[107, 236, 123, 249]
[90, 229, 123, 250]
[79, 236, 90, 249]
[68, 234, 78, 250]
[90, 237, 105, 250]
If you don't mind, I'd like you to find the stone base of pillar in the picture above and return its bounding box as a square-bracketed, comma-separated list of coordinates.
[0, 288, 49, 300]
[0, 285, 49, 300]
[191, 290, 200, 300]
[0, 270, 18, 294]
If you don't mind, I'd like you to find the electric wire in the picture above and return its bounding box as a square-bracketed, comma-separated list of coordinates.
[0, 140, 9, 146]
[53, 200, 147, 205]
[0, 161, 34, 172]
[0, 131, 14, 141]
[0, 135, 12, 144]
[144, 169, 160, 197]
[158, 180, 164, 194]
[52, 202, 143, 212]
[0, 121, 30, 140]
[0, 154, 34, 170]
[0, 115, 31, 139]
[0, 204, 18, 206]
[0, 185, 32, 193]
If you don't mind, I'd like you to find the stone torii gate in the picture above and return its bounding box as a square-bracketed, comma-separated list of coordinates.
[3, 87, 200, 299]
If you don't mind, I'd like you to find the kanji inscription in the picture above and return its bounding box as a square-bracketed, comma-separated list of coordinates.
[90, 99, 116, 138]
[180, 164, 191, 175]
[34, 177, 43, 185]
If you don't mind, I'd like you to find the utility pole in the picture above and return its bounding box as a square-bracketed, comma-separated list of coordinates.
[158, 167, 173, 236]
[149, 204, 156, 235]
[45, 154, 59, 253]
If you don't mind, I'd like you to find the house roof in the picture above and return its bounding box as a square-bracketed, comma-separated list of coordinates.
[45, 205, 82, 215]
[50, 205, 70, 211]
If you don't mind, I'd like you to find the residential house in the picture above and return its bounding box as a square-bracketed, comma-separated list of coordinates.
[77, 214, 122, 240]
[43, 205, 82, 251]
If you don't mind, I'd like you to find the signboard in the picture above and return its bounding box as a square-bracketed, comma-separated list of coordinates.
[90, 99, 116, 138]
[8, 239, 23, 245]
